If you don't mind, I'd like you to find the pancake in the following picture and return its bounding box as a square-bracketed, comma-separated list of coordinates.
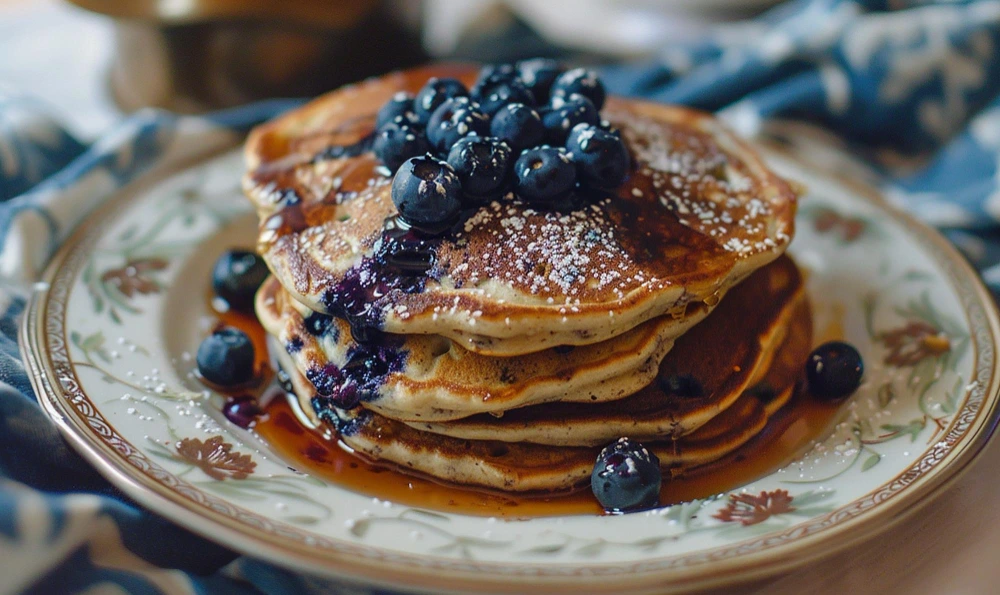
[277, 314, 807, 492]
[403, 257, 806, 445]
[257, 277, 713, 422]
[244, 64, 798, 356]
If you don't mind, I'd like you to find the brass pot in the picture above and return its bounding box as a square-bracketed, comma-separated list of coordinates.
[68, 0, 426, 112]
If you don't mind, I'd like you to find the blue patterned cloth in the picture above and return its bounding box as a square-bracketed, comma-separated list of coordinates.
[2, 0, 1000, 592]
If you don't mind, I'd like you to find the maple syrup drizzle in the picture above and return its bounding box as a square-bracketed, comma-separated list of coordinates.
[206, 289, 842, 518]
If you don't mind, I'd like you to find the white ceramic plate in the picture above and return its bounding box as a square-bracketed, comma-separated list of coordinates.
[22, 140, 1000, 594]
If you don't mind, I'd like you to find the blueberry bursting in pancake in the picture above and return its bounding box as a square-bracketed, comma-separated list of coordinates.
[244, 64, 797, 356]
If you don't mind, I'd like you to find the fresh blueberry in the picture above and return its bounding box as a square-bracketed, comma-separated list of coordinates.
[196, 327, 256, 386]
[599, 119, 621, 138]
[550, 67, 606, 110]
[413, 77, 468, 125]
[591, 437, 661, 513]
[566, 124, 630, 190]
[806, 341, 864, 401]
[475, 79, 535, 117]
[391, 155, 464, 234]
[490, 103, 545, 153]
[426, 97, 490, 153]
[516, 58, 565, 104]
[470, 64, 518, 99]
[376, 91, 417, 129]
[447, 135, 513, 201]
[211, 249, 269, 312]
[541, 94, 599, 144]
[513, 146, 577, 206]
[373, 122, 431, 172]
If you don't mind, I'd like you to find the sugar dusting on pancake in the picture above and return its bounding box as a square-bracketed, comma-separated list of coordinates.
[244, 66, 797, 354]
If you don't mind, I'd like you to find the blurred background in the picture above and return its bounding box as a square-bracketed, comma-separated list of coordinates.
[0, 0, 782, 137]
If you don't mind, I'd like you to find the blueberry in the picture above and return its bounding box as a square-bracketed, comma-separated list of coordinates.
[196, 327, 256, 386]
[447, 136, 513, 201]
[475, 79, 535, 117]
[376, 91, 417, 129]
[566, 124, 630, 190]
[806, 341, 864, 401]
[391, 155, 463, 234]
[304, 312, 334, 337]
[490, 103, 545, 153]
[413, 77, 468, 125]
[516, 58, 565, 104]
[541, 94, 599, 144]
[591, 437, 661, 513]
[223, 395, 262, 428]
[426, 97, 490, 153]
[470, 64, 518, 99]
[551, 67, 606, 110]
[373, 122, 431, 172]
[598, 119, 621, 138]
[513, 146, 577, 206]
[211, 249, 269, 312]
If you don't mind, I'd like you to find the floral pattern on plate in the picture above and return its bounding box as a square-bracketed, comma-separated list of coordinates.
[22, 146, 1000, 592]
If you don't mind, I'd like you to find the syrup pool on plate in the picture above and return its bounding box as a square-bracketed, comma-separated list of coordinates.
[203, 275, 843, 518]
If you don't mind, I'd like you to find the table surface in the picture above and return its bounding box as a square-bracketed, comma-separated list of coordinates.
[3, 2, 998, 595]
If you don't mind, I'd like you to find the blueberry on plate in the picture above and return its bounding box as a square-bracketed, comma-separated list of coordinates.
[541, 94, 599, 144]
[566, 123, 630, 190]
[426, 96, 490, 153]
[211, 249, 269, 312]
[516, 58, 565, 104]
[513, 146, 577, 206]
[391, 155, 464, 234]
[550, 67, 606, 110]
[490, 103, 545, 153]
[475, 79, 535, 117]
[373, 122, 431, 172]
[447, 135, 513, 202]
[196, 327, 256, 387]
[413, 77, 468, 125]
[591, 437, 661, 513]
[375, 91, 417, 129]
[806, 341, 864, 401]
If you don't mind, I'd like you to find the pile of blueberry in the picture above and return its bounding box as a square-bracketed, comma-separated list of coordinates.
[373, 60, 631, 235]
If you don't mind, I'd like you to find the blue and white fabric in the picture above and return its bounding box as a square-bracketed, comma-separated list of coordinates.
[2, 0, 1000, 592]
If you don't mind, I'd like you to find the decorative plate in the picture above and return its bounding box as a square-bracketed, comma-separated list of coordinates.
[22, 137, 1000, 594]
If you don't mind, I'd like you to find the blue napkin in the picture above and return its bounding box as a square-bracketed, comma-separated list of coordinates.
[2, 0, 1000, 592]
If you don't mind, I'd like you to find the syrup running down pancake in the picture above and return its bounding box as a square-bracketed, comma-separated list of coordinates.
[275, 296, 810, 493]
[245, 65, 798, 355]
[257, 276, 712, 421]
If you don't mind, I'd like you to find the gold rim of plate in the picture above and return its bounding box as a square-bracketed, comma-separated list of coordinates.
[20, 140, 1000, 595]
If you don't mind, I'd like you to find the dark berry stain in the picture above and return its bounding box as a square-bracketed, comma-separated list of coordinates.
[286, 335, 304, 354]
[320, 220, 443, 341]
[303, 442, 330, 463]
[273, 410, 305, 436]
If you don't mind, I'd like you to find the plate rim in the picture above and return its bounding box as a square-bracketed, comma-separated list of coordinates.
[20, 140, 1000, 595]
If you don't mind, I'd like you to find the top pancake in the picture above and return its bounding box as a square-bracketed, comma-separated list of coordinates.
[244, 64, 797, 355]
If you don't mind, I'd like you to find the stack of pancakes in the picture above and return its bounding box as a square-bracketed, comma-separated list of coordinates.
[246, 65, 804, 493]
